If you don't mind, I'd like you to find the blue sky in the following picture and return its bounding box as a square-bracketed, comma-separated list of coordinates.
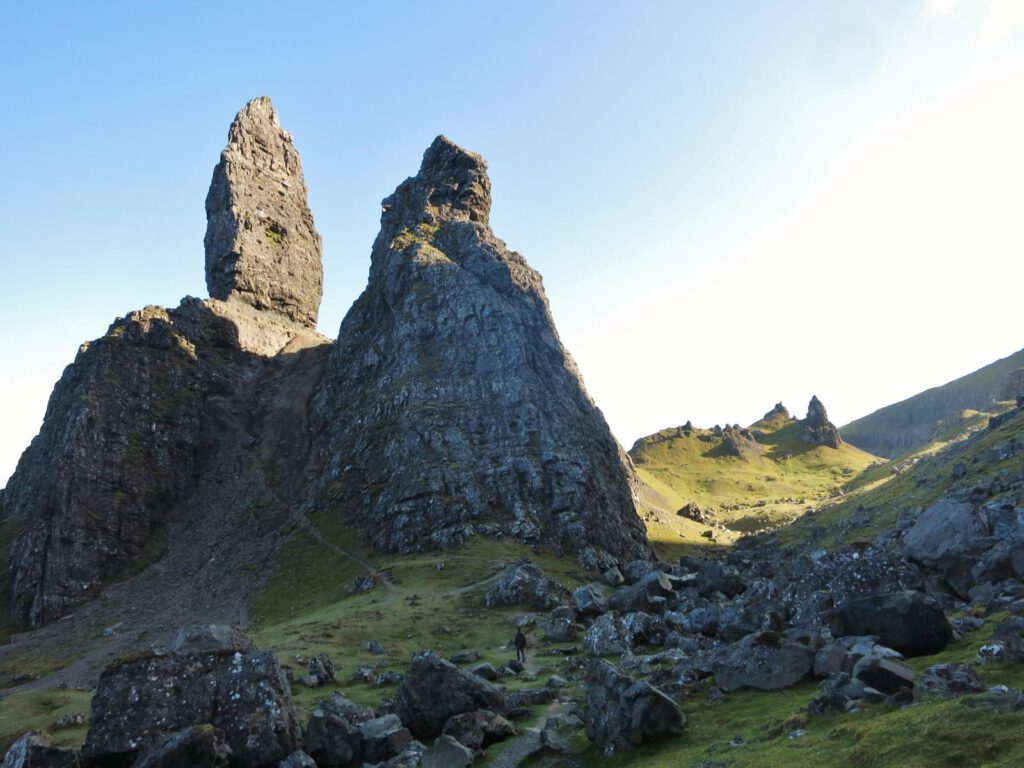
[2, 1, 1023, 485]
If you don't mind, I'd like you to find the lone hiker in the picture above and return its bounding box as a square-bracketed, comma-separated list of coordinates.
[514, 628, 527, 663]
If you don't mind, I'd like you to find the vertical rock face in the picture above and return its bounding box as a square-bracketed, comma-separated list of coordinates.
[313, 136, 651, 567]
[802, 395, 843, 448]
[205, 96, 323, 328]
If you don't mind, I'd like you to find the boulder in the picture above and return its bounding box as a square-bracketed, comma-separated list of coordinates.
[993, 616, 1024, 661]
[903, 499, 990, 597]
[81, 649, 300, 768]
[468, 663, 498, 681]
[583, 612, 632, 656]
[0, 733, 80, 768]
[541, 613, 577, 642]
[851, 656, 915, 695]
[395, 652, 508, 739]
[358, 715, 412, 764]
[914, 663, 984, 698]
[712, 631, 815, 692]
[420, 735, 474, 768]
[696, 562, 745, 598]
[609, 571, 675, 614]
[584, 659, 683, 751]
[303, 693, 372, 768]
[484, 563, 568, 611]
[170, 625, 256, 654]
[306, 654, 337, 687]
[829, 591, 952, 655]
[132, 725, 232, 768]
[278, 753, 316, 768]
[573, 584, 609, 618]
[440, 710, 515, 752]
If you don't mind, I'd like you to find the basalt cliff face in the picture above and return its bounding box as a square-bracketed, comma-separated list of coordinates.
[1, 102, 649, 628]
[311, 137, 651, 568]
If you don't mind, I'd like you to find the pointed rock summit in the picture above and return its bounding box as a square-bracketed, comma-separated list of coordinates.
[803, 395, 843, 448]
[204, 96, 323, 328]
[313, 135, 651, 568]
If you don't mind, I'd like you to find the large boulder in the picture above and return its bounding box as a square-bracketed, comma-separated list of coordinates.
[851, 656, 915, 695]
[828, 591, 952, 655]
[914, 663, 984, 698]
[712, 631, 815, 692]
[584, 659, 683, 752]
[583, 612, 633, 656]
[902, 499, 991, 597]
[609, 571, 675, 614]
[484, 563, 568, 611]
[395, 652, 508, 739]
[441, 710, 515, 752]
[303, 693, 372, 768]
[0, 733, 80, 768]
[358, 715, 412, 765]
[81, 649, 300, 768]
[573, 584, 609, 618]
[131, 725, 232, 768]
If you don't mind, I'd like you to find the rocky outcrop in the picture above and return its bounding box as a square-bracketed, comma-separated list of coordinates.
[204, 96, 323, 328]
[802, 396, 842, 448]
[311, 135, 650, 567]
[82, 646, 300, 768]
[584, 659, 683, 752]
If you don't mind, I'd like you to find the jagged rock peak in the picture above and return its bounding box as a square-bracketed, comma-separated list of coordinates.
[763, 402, 790, 421]
[204, 96, 323, 328]
[803, 395, 843, 448]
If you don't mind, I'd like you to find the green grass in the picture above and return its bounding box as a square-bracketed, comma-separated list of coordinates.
[0, 690, 92, 754]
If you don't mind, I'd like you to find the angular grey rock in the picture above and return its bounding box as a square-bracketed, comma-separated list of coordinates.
[712, 631, 815, 692]
[610, 571, 674, 613]
[395, 652, 508, 740]
[485, 563, 568, 611]
[993, 615, 1024, 661]
[903, 498, 993, 597]
[278, 753, 316, 768]
[171, 625, 256, 654]
[851, 655, 915, 695]
[81, 649, 300, 768]
[584, 659, 683, 752]
[0, 733, 80, 768]
[131, 725, 232, 768]
[802, 396, 843, 448]
[358, 715, 412, 764]
[573, 584, 610, 618]
[311, 135, 651, 566]
[828, 591, 952, 655]
[914, 663, 984, 698]
[440, 710, 515, 752]
[303, 693, 368, 768]
[583, 612, 632, 656]
[420, 735, 474, 768]
[205, 96, 323, 328]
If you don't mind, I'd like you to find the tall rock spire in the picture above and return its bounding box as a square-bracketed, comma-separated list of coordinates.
[313, 135, 652, 568]
[204, 96, 323, 328]
[803, 395, 843, 448]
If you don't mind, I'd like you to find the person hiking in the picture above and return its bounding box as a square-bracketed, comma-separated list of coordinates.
[514, 628, 527, 663]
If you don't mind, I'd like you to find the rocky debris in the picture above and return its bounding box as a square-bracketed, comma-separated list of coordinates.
[573, 584, 609, 618]
[81, 647, 300, 768]
[851, 656, 915, 695]
[993, 616, 1024, 661]
[808, 672, 877, 715]
[420, 735, 474, 768]
[541, 609, 577, 642]
[676, 502, 716, 525]
[914, 663, 984, 698]
[484, 563, 568, 611]
[583, 612, 633, 656]
[303, 693, 373, 768]
[51, 715, 86, 731]
[395, 652, 508, 740]
[584, 659, 683, 752]
[610, 571, 675, 614]
[131, 725, 232, 768]
[0, 733, 80, 768]
[310, 135, 651, 566]
[712, 631, 815, 692]
[204, 96, 322, 328]
[719, 425, 764, 459]
[441, 710, 516, 753]
[828, 591, 952, 655]
[358, 715, 413, 764]
[170, 625, 255, 654]
[304, 654, 337, 687]
[802, 396, 843, 448]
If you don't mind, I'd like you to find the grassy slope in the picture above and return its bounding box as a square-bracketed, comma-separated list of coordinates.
[841, 346, 1024, 458]
[631, 416, 878, 536]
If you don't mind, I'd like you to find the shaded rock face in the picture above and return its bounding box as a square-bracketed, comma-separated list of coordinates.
[82, 648, 300, 768]
[828, 591, 952, 656]
[584, 659, 683, 752]
[204, 96, 323, 328]
[802, 396, 842, 448]
[312, 135, 650, 566]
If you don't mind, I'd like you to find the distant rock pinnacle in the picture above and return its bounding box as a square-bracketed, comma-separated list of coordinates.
[204, 96, 323, 328]
[313, 135, 651, 568]
[803, 395, 843, 448]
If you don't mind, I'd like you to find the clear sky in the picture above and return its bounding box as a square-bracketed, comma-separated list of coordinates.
[1, 1, 1023, 487]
